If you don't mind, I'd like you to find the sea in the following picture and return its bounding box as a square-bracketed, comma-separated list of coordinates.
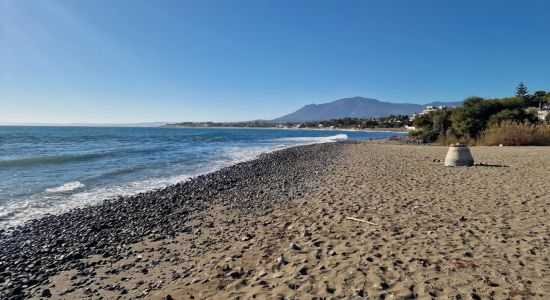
[0, 126, 404, 229]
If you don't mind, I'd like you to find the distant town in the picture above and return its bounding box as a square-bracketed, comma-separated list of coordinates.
[164, 105, 459, 131]
[163, 114, 411, 130]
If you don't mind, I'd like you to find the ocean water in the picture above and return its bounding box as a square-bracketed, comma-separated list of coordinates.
[0, 126, 403, 229]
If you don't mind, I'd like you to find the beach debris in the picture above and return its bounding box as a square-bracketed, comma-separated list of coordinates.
[241, 233, 252, 241]
[276, 255, 287, 265]
[444, 143, 474, 167]
[345, 216, 378, 225]
[327, 250, 337, 256]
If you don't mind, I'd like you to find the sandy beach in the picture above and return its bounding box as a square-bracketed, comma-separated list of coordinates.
[3, 141, 550, 299]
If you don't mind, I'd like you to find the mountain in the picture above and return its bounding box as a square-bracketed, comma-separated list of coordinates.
[273, 97, 461, 122]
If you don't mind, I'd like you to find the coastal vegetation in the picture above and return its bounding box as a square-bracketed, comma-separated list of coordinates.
[478, 122, 550, 146]
[301, 115, 409, 129]
[410, 83, 550, 145]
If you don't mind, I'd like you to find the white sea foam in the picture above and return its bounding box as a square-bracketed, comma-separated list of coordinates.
[278, 133, 348, 143]
[45, 181, 85, 193]
[0, 175, 194, 229]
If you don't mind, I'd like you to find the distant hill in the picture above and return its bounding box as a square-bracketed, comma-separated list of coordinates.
[272, 97, 462, 122]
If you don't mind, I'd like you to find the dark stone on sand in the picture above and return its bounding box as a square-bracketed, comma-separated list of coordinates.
[227, 271, 241, 278]
[40, 288, 52, 298]
[289, 243, 301, 250]
[288, 283, 300, 289]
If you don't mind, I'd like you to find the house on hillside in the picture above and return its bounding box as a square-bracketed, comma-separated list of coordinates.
[536, 109, 549, 121]
[410, 105, 455, 122]
[527, 106, 550, 121]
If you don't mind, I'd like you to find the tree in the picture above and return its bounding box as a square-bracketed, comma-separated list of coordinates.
[534, 90, 548, 109]
[516, 82, 528, 97]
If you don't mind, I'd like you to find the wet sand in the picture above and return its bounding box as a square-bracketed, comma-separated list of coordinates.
[17, 142, 550, 299]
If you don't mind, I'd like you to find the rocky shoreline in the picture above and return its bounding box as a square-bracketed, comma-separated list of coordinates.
[0, 142, 347, 299]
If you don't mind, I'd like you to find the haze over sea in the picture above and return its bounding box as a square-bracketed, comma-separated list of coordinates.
[0, 126, 402, 229]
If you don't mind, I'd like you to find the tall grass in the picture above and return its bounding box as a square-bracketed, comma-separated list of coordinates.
[477, 122, 550, 146]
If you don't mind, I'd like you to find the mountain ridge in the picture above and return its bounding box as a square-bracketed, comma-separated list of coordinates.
[273, 96, 461, 122]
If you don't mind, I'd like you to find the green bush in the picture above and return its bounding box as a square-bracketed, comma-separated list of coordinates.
[488, 109, 537, 126]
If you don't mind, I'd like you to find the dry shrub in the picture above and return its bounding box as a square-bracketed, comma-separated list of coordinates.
[478, 122, 550, 146]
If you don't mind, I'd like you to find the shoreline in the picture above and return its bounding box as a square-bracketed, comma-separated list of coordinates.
[0, 139, 319, 231]
[0, 128, 385, 231]
[162, 125, 408, 133]
[0, 142, 347, 299]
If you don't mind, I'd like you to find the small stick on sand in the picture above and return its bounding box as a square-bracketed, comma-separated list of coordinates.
[346, 217, 377, 226]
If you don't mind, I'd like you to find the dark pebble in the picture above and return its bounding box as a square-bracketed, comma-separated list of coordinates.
[40, 288, 52, 298]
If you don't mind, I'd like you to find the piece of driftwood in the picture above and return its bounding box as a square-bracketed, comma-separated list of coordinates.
[346, 217, 377, 225]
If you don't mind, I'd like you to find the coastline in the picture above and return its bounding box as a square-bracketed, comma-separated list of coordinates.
[1, 127, 394, 231]
[163, 125, 408, 133]
[0, 142, 347, 299]
[2, 141, 549, 299]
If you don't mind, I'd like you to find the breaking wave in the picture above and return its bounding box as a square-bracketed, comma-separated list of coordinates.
[277, 134, 348, 143]
[45, 181, 85, 193]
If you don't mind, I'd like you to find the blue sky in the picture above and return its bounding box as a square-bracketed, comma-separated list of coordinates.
[1, 0, 549, 123]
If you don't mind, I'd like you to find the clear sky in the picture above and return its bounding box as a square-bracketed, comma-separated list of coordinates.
[1, 0, 549, 123]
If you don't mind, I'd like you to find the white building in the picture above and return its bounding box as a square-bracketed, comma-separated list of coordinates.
[411, 105, 454, 121]
[537, 109, 549, 122]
